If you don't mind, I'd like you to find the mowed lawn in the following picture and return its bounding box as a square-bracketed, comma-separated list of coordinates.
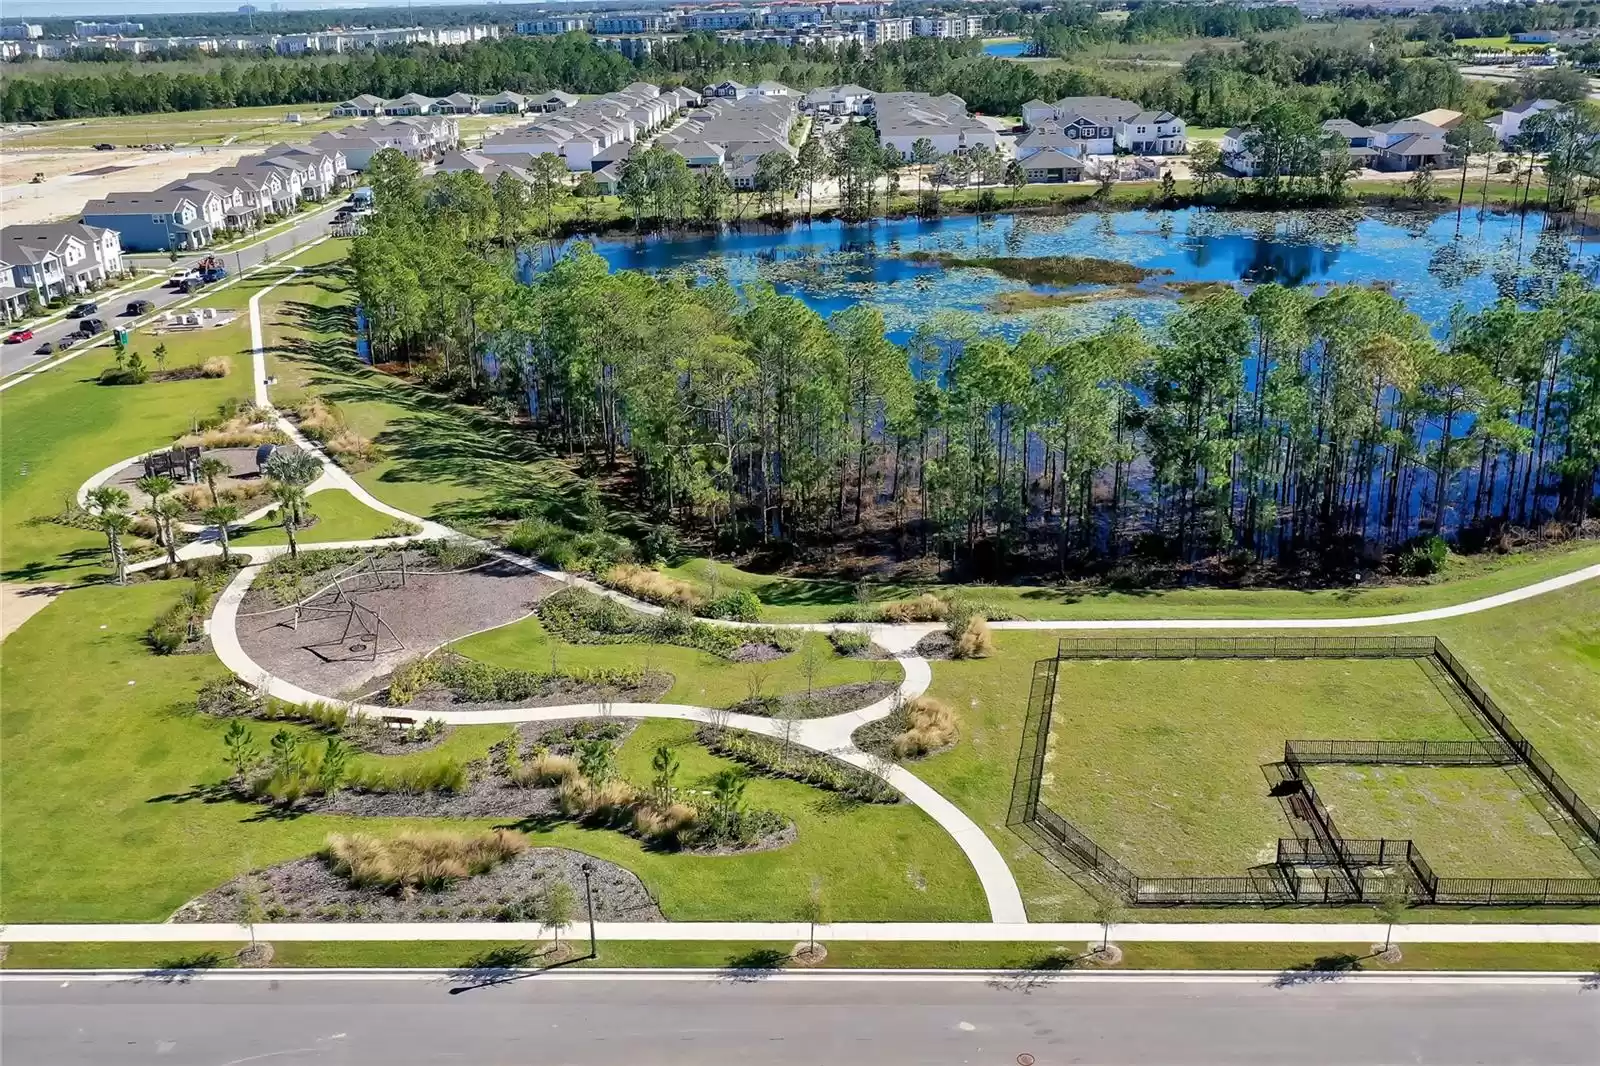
[0, 581, 979, 924]
[0, 245, 350, 585]
[1040, 658, 1480, 876]
[229, 488, 401, 545]
[1310, 765, 1592, 877]
[456, 615, 889, 709]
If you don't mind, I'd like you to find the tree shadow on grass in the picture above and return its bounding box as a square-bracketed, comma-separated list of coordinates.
[718, 947, 791, 982]
[987, 950, 1084, 992]
[1271, 953, 1366, 987]
[145, 782, 236, 806]
[135, 951, 224, 984]
[446, 943, 585, 994]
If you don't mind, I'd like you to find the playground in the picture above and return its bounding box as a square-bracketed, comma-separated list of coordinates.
[235, 548, 558, 698]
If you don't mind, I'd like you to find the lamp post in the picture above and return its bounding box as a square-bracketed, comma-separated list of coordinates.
[580, 861, 597, 959]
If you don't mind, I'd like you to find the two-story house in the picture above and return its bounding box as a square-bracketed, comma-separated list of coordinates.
[3, 223, 124, 292]
[160, 176, 258, 230]
[81, 191, 223, 251]
[0, 261, 31, 323]
[1115, 110, 1187, 155]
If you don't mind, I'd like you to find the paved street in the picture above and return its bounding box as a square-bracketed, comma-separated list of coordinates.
[0, 202, 346, 379]
[3, 974, 1596, 1065]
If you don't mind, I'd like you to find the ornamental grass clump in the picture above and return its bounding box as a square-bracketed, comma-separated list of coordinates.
[946, 601, 993, 659]
[603, 562, 701, 610]
[892, 696, 959, 759]
[324, 829, 526, 893]
[878, 593, 951, 623]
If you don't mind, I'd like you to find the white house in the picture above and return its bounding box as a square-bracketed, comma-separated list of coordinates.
[479, 91, 529, 115]
[802, 83, 873, 115]
[1, 223, 124, 297]
[1116, 110, 1186, 155]
[332, 93, 385, 117]
[1493, 99, 1561, 144]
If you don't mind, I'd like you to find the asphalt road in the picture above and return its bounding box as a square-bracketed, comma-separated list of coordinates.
[3, 974, 1597, 1065]
[0, 202, 346, 379]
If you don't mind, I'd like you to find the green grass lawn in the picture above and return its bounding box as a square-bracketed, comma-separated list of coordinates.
[229, 488, 403, 546]
[0, 581, 977, 924]
[456, 614, 888, 708]
[0, 244, 364, 586]
[1041, 657, 1480, 876]
[915, 580, 1600, 922]
[1310, 765, 1591, 877]
[5, 939, 1595, 973]
[660, 540, 1600, 623]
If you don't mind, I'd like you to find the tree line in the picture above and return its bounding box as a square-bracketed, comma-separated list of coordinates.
[4, 24, 1482, 132]
[1029, 2, 1301, 58]
[349, 151, 1600, 579]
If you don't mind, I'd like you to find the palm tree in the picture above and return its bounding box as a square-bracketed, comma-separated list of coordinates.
[152, 496, 186, 566]
[204, 503, 241, 562]
[88, 486, 133, 585]
[263, 449, 322, 559]
[196, 455, 231, 507]
[136, 474, 175, 559]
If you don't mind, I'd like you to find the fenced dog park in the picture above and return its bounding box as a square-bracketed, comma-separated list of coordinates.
[1009, 636, 1600, 907]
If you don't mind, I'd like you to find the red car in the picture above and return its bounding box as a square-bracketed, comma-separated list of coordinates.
[5, 329, 34, 344]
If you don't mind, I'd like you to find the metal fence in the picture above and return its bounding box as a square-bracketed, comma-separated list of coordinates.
[1284, 739, 1520, 766]
[1433, 641, 1600, 848]
[1008, 638, 1600, 907]
[1055, 635, 1436, 660]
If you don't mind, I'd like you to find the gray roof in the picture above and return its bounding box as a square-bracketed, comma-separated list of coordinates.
[1020, 148, 1086, 170]
[1385, 133, 1448, 156]
[1051, 96, 1140, 122]
[1321, 118, 1372, 139]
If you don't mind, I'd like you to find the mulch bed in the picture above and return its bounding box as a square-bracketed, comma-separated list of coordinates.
[728, 642, 791, 663]
[912, 632, 956, 660]
[171, 848, 663, 924]
[378, 670, 675, 713]
[284, 719, 641, 820]
[731, 680, 900, 720]
[850, 705, 956, 762]
[236, 555, 558, 699]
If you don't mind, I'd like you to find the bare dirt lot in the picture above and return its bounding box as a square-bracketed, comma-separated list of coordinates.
[1, 146, 260, 225]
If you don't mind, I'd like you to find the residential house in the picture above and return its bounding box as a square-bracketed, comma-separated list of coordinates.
[1369, 119, 1450, 171]
[754, 80, 795, 98]
[1019, 147, 1086, 183]
[533, 91, 580, 112]
[161, 177, 262, 230]
[1221, 126, 1258, 175]
[436, 149, 534, 184]
[81, 191, 223, 252]
[2, 223, 124, 300]
[1117, 110, 1186, 154]
[873, 91, 1000, 158]
[435, 92, 480, 115]
[479, 91, 529, 115]
[1320, 119, 1379, 168]
[0, 262, 30, 323]
[1494, 99, 1561, 144]
[705, 80, 750, 100]
[332, 93, 385, 117]
[249, 144, 350, 197]
[801, 83, 873, 115]
[1409, 108, 1465, 131]
[383, 92, 437, 116]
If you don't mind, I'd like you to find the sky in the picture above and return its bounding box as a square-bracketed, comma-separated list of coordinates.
[5, 0, 521, 18]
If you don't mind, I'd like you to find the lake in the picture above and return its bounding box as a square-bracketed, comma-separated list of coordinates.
[565, 207, 1595, 344]
[983, 39, 1030, 58]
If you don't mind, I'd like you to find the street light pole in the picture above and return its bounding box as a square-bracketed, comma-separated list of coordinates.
[580, 861, 597, 959]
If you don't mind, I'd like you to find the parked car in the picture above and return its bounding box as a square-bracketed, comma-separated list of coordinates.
[93, 143, 117, 151]
[35, 341, 54, 355]
[126, 299, 154, 315]
[69, 301, 98, 318]
[79, 318, 106, 335]
[4, 329, 33, 344]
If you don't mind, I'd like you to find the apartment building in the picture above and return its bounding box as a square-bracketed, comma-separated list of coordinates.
[81, 191, 224, 252]
[912, 15, 984, 39]
[1, 223, 124, 300]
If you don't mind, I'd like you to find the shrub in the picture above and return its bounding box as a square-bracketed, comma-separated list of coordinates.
[323, 829, 526, 892]
[537, 586, 792, 659]
[639, 523, 680, 564]
[828, 629, 872, 656]
[946, 601, 993, 659]
[347, 757, 468, 795]
[200, 357, 232, 378]
[388, 651, 642, 705]
[197, 677, 262, 717]
[513, 750, 578, 788]
[420, 538, 486, 569]
[602, 563, 701, 610]
[1398, 535, 1450, 577]
[879, 594, 951, 623]
[891, 696, 959, 759]
[827, 605, 876, 623]
[376, 519, 423, 538]
[704, 588, 761, 622]
[700, 726, 899, 803]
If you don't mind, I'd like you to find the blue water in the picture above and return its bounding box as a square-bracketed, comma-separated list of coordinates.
[566, 208, 1593, 345]
[983, 39, 1030, 57]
